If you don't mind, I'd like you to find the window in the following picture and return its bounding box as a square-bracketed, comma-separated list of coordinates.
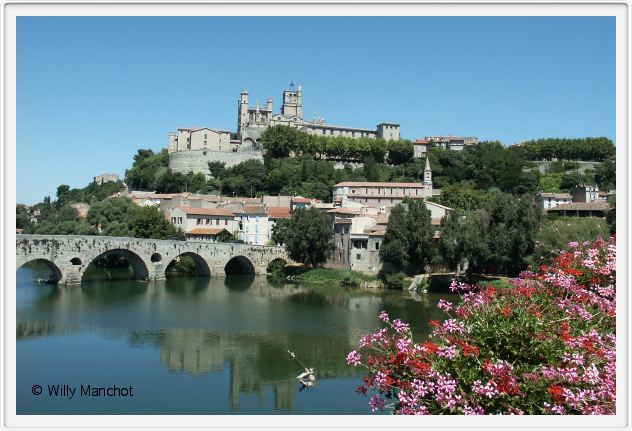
[225, 220, 228, 225]
[197, 219, 202, 225]
[206, 218, 210, 225]
[216, 219, 219, 225]
[375, 242, 380, 250]
[178, 217, 182, 224]
[357, 253, 362, 260]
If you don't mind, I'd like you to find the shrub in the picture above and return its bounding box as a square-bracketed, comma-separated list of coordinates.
[381, 272, 407, 290]
[341, 275, 360, 288]
[266, 259, 287, 280]
[349, 237, 616, 415]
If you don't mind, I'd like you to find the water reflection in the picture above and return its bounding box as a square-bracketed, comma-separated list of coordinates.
[17, 265, 455, 414]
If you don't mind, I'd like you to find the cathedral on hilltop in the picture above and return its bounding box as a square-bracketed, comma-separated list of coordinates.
[237, 81, 400, 147]
[167, 82, 401, 176]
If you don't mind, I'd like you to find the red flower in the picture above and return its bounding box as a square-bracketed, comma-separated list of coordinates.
[500, 306, 512, 317]
[547, 385, 565, 404]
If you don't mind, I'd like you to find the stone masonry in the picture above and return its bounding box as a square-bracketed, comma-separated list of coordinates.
[16, 235, 289, 286]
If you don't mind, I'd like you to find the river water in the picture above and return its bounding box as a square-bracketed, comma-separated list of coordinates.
[17, 262, 454, 415]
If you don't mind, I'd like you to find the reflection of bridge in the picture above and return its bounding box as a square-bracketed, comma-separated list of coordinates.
[16, 235, 288, 285]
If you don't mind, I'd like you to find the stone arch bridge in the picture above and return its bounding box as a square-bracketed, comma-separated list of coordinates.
[16, 235, 289, 285]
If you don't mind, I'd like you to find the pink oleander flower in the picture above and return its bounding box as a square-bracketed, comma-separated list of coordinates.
[350, 236, 616, 415]
[391, 318, 410, 333]
[437, 299, 453, 312]
[369, 394, 384, 412]
[346, 350, 361, 366]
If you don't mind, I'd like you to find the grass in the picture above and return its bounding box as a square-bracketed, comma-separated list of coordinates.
[295, 268, 379, 287]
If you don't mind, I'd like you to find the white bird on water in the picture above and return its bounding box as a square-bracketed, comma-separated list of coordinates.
[288, 351, 316, 389]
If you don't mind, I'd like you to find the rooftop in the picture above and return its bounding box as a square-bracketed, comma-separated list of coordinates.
[547, 201, 610, 212]
[178, 207, 235, 217]
[539, 192, 572, 199]
[267, 207, 291, 219]
[335, 181, 425, 188]
[186, 227, 227, 236]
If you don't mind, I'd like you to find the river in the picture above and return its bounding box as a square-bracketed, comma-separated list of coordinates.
[16, 262, 454, 415]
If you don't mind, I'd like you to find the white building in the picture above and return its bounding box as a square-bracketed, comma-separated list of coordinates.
[538, 192, 573, 210]
[169, 207, 237, 240]
[233, 205, 269, 245]
[571, 185, 600, 203]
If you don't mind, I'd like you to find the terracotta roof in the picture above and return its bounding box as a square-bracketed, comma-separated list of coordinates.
[186, 227, 227, 235]
[364, 226, 387, 236]
[243, 205, 267, 215]
[539, 192, 572, 199]
[16, 228, 23, 233]
[431, 218, 442, 226]
[547, 201, 610, 212]
[414, 139, 428, 144]
[373, 215, 390, 225]
[179, 207, 234, 216]
[152, 193, 177, 199]
[267, 207, 291, 219]
[327, 208, 361, 215]
[334, 181, 425, 188]
[292, 196, 312, 203]
[335, 218, 352, 224]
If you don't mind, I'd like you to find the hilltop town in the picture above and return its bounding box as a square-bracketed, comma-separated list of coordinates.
[17, 83, 616, 278]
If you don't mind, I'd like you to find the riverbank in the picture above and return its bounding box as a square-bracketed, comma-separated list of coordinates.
[288, 267, 383, 289]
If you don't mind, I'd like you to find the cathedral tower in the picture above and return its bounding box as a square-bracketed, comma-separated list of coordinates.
[281, 81, 303, 119]
[237, 89, 249, 136]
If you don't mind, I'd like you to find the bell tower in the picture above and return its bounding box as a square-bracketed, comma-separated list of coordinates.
[237, 89, 249, 136]
[281, 81, 303, 119]
[423, 157, 433, 189]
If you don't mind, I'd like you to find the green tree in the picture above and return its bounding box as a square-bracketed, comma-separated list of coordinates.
[379, 205, 410, 272]
[208, 161, 226, 178]
[124, 149, 169, 190]
[387, 140, 414, 165]
[282, 208, 334, 267]
[594, 158, 616, 191]
[271, 218, 291, 245]
[130, 206, 180, 239]
[406, 200, 435, 273]
[216, 229, 236, 243]
[87, 197, 138, 235]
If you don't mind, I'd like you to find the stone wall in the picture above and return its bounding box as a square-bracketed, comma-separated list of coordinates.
[16, 234, 289, 285]
[169, 150, 264, 176]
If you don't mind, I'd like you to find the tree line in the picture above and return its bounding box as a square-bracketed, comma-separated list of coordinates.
[514, 137, 615, 161]
[261, 125, 414, 164]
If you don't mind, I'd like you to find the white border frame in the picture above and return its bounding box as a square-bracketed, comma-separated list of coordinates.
[2, 2, 629, 430]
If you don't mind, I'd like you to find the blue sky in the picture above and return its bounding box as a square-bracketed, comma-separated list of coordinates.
[16, 16, 615, 204]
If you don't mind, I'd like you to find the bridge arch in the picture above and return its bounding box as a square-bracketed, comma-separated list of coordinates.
[165, 252, 211, 277]
[82, 249, 150, 282]
[224, 255, 255, 275]
[17, 258, 64, 284]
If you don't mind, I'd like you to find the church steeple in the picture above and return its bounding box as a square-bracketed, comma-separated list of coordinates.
[423, 157, 432, 187]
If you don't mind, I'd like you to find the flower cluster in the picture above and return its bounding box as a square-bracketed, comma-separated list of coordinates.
[349, 236, 616, 415]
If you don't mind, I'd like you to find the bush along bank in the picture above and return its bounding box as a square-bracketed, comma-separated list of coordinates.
[347, 236, 616, 415]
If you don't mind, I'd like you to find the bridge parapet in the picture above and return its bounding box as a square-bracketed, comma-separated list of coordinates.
[16, 235, 289, 285]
